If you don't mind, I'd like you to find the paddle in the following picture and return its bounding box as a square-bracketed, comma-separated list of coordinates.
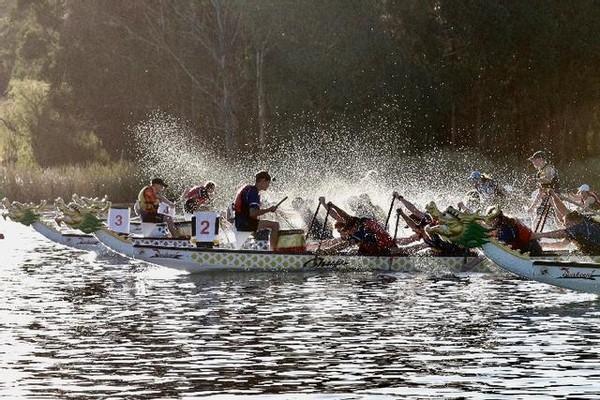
[274, 196, 288, 209]
[316, 202, 332, 253]
[305, 200, 322, 240]
[393, 208, 401, 241]
[384, 192, 397, 230]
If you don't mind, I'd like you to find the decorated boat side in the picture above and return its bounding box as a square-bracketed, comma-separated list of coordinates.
[2, 197, 192, 252]
[428, 205, 600, 294]
[481, 241, 600, 294]
[31, 221, 100, 251]
[94, 228, 483, 273]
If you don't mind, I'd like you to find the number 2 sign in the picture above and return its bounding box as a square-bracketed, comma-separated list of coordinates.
[108, 208, 130, 234]
[193, 211, 219, 242]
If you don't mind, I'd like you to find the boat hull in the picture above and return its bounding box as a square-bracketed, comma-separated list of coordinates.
[92, 228, 483, 273]
[482, 241, 600, 294]
[94, 229, 195, 258]
[31, 221, 100, 251]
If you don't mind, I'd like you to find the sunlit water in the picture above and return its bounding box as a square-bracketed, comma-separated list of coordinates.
[2, 219, 600, 399]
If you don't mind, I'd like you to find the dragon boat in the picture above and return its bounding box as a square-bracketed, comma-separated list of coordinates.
[28, 219, 192, 251]
[92, 227, 484, 273]
[2, 196, 191, 251]
[428, 204, 600, 294]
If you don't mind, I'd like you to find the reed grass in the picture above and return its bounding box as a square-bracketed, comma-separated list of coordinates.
[0, 161, 142, 203]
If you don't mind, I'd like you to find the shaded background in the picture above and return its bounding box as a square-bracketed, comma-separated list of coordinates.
[0, 0, 598, 201]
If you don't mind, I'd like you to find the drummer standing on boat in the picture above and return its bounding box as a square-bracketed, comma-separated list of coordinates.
[233, 171, 280, 250]
[527, 151, 559, 226]
[529, 151, 559, 191]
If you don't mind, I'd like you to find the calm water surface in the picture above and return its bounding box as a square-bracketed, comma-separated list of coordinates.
[1, 220, 600, 399]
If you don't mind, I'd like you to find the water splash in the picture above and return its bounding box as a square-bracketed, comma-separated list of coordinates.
[132, 112, 532, 234]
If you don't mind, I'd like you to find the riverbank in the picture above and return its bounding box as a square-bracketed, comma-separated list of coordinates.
[0, 161, 140, 203]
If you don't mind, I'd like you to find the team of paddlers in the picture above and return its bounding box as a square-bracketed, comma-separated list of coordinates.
[130, 150, 600, 256]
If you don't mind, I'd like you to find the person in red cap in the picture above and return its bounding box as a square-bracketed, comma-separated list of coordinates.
[233, 171, 280, 249]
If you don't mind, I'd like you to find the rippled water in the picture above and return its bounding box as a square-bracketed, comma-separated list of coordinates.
[2, 219, 600, 399]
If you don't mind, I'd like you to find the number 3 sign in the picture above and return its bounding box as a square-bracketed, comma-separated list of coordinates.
[108, 207, 130, 234]
[193, 211, 219, 242]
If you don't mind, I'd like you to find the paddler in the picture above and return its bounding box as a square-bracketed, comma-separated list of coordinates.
[467, 170, 506, 208]
[392, 193, 473, 256]
[181, 181, 216, 213]
[532, 191, 600, 255]
[137, 178, 179, 237]
[233, 171, 280, 250]
[318, 198, 398, 256]
[291, 197, 333, 239]
[559, 184, 600, 212]
[485, 206, 542, 256]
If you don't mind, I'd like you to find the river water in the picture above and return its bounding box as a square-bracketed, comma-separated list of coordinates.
[2, 219, 600, 399]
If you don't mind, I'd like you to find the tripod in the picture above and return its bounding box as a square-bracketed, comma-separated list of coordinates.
[534, 193, 552, 232]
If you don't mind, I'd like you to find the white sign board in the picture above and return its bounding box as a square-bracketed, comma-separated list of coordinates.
[157, 202, 176, 218]
[108, 207, 130, 234]
[194, 211, 219, 242]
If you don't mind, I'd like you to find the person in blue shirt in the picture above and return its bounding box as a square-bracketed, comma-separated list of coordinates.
[233, 171, 280, 249]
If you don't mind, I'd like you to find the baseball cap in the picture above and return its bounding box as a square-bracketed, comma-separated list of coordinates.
[151, 177, 168, 187]
[468, 171, 482, 181]
[528, 150, 546, 161]
[577, 184, 590, 194]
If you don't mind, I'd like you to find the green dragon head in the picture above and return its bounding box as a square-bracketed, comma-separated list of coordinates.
[54, 193, 111, 232]
[3, 200, 47, 226]
[425, 205, 490, 248]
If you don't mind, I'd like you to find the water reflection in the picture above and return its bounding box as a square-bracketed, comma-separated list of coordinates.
[1, 222, 600, 398]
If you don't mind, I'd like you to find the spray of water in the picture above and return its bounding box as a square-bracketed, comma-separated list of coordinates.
[132, 112, 533, 235]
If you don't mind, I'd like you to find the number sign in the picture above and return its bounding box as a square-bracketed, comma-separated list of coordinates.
[157, 202, 176, 218]
[193, 211, 219, 242]
[108, 207, 130, 234]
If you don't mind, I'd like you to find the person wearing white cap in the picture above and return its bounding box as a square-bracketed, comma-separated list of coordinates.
[560, 184, 600, 212]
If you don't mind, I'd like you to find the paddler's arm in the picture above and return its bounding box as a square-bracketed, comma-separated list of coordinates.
[395, 233, 420, 245]
[318, 197, 347, 222]
[397, 207, 420, 232]
[393, 192, 426, 220]
[558, 193, 580, 207]
[532, 229, 568, 240]
[249, 205, 277, 218]
[540, 238, 572, 250]
[156, 193, 175, 207]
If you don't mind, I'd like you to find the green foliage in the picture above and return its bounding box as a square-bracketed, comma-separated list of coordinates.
[0, 78, 49, 166]
[0, 0, 598, 164]
[0, 161, 140, 202]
